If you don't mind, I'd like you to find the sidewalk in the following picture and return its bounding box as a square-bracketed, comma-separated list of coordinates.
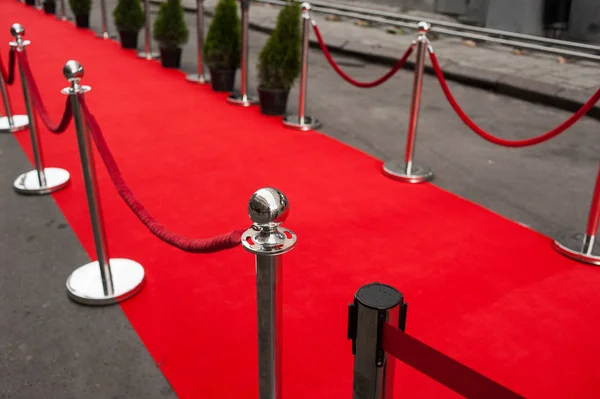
[153, 0, 600, 118]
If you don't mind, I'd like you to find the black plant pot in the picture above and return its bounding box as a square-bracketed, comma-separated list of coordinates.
[25, 0, 35, 5]
[75, 13, 90, 28]
[118, 31, 138, 49]
[209, 68, 236, 92]
[258, 87, 290, 116]
[159, 47, 182, 68]
[43, 1, 56, 13]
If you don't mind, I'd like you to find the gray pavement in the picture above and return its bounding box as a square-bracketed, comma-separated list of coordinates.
[166, 0, 600, 117]
[2, 1, 600, 397]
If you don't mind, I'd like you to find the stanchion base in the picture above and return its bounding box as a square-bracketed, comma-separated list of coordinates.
[553, 234, 600, 266]
[186, 73, 210, 84]
[13, 168, 70, 195]
[136, 51, 160, 60]
[0, 115, 29, 133]
[282, 115, 321, 131]
[382, 161, 433, 183]
[56, 15, 71, 21]
[96, 32, 116, 40]
[66, 259, 145, 306]
[227, 92, 258, 107]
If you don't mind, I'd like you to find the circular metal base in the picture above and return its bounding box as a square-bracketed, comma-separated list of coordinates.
[282, 115, 321, 131]
[66, 258, 145, 306]
[56, 15, 71, 21]
[0, 115, 29, 133]
[136, 51, 160, 60]
[227, 93, 258, 107]
[553, 233, 600, 266]
[186, 73, 210, 84]
[382, 161, 433, 183]
[13, 168, 70, 195]
[96, 32, 116, 40]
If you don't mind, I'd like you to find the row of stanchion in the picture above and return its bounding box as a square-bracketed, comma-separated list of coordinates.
[1, 2, 599, 397]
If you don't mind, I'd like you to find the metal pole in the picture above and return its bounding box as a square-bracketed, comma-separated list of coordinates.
[242, 187, 297, 399]
[137, 0, 159, 60]
[96, 0, 115, 39]
[0, 49, 29, 133]
[185, 0, 209, 83]
[382, 22, 433, 184]
[63, 60, 145, 306]
[10, 24, 71, 194]
[34, 0, 43, 10]
[57, 0, 69, 21]
[282, 3, 320, 131]
[348, 283, 406, 399]
[227, 0, 257, 106]
[554, 164, 600, 265]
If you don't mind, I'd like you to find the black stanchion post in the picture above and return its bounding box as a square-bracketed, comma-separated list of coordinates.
[10, 24, 71, 194]
[348, 283, 407, 399]
[62, 60, 146, 306]
[242, 188, 297, 399]
[283, 2, 320, 131]
[0, 49, 29, 133]
[382, 22, 434, 184]
[227, 0, 258, 106]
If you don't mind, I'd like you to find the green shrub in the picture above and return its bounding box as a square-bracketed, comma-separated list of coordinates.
[257, 2, 301, 90]
[204, 0, 241, 70]
[113, 0, 145, 33]
[153, 0, 189, 49]
[69, 0, 91, 15]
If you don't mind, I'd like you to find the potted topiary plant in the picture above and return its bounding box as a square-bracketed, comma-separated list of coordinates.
[69, 0, 92, 28]
[43, 0, 57, 14]
[113, 0, 145, 49]
[153, 0, 188, 68]
[257, 1, 301, 115]
[203, 0, 240, 92]
[25, 0, 35, 6]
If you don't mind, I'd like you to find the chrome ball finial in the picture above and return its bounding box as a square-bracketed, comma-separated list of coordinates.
[63, 60, 84, 81]
[417, 21, 432, 33]
[248, 188, 289, 226]
[301, 2, 311, 11]
[10, 23, 25, 38]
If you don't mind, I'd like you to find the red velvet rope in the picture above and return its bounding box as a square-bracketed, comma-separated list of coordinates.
[0, 48, 16, 85]
[79, 96, 243, 253]
[312, 22, 415, 88]
[586, 164, 600, 237]
[16, 51, 72, 133]
[382, 323, 525, 399]
[430, 51, 600, 148]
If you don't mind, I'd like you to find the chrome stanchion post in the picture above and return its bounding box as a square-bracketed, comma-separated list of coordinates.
[283, 3, 320, 131]
[96, 0, 116, 39]
[382, 22, 433, 184]
[0, 49, 29, 133]
[137, 0, 160, 60]
[56, 0, 70, 21]
[186, 0, 209, 83]
[242, 188, 297, 399]
[10, 24, 70, 194]
[227, 0, 257, 106]
[34, 0, 43, 10]
[348, 283, 407, 399]
[62, 61, 145, 305]
[554, 164, 600, 265]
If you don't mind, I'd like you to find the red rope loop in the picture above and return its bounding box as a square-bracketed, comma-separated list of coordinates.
[16, 51, 72, 133]
[79, 96, 243, 253]
[0, 48, 16, 85]
[312, 22, 415, 88]
[429, 51, 600, 147]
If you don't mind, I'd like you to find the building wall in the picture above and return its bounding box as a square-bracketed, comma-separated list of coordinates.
[567, 0, 600, 43]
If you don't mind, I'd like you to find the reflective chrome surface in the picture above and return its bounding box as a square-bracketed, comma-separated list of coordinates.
[56, 0, 70, 21]
[0, 115, 29, 133]
[66, 259, 145, 306]
[242, 188, 296, 399]
[282, 115, 320, 131]
[137, 0, 160, 60]
[13, 168, 70, 194]
[228, 0, 256, 106]
[186, 0, 209, 84]
[95, 0, 115, 40]
[227, 92, 258, 106]
[554, 233, 600, 266]
[383, 161, 433, 183]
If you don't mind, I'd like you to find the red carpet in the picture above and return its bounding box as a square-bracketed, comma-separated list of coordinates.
[2, 2, 600, 398]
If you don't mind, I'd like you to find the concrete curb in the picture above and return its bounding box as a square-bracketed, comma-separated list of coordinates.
[156, 0, 600, 121]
